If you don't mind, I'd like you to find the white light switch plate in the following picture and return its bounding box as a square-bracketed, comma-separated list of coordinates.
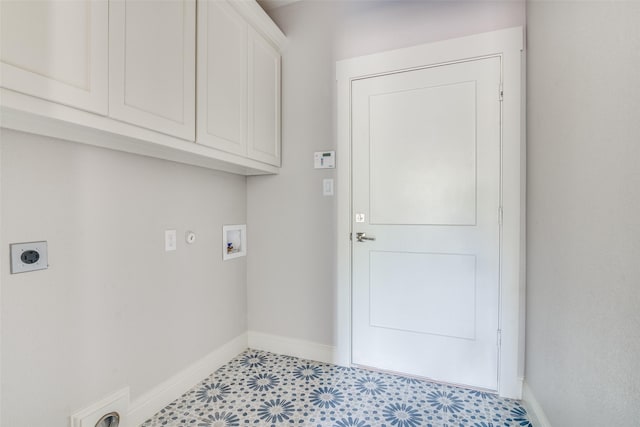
[323, 178, 334, 196]
[165, 230, 177, 251]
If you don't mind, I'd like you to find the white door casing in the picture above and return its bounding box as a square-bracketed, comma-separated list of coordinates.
[351, 57, 501, 390]
[336, 27, 525, 398]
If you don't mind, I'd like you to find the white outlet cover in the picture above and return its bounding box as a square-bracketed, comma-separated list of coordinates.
[10, 241, 48, 274]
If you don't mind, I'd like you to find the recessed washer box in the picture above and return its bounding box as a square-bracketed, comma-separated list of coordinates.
[10, 241, 48, 274]
[223, 225, 246, 260]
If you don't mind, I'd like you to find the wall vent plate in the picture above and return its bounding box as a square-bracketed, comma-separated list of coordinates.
[10, 241, 48, 274]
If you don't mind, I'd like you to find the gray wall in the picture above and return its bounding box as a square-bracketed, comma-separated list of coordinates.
[526, 1, 640, 425]
[247, 1, 525, 346]
[0, 129, 247, 426]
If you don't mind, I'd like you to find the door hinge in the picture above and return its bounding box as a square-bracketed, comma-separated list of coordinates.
[497, 329, 502, 347]
[498, 206, 503, 225]
[499, 84, 504, 101]
[349, 232, 353, 241]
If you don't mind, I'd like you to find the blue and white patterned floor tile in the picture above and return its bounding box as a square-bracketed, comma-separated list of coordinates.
[141, 349, 533, 427]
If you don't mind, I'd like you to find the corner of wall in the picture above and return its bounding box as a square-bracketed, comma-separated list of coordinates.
[247, 331, 337, 365]
[522, 381, 553, 427]
[127, 332, 248, 426]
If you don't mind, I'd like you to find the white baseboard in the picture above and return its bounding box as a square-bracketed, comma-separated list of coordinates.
[127, 332, 248, 427]
[522, 381, 553, 427]
[248, 331, 337, 365]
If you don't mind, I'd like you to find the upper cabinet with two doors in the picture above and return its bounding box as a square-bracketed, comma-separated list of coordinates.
[198, 0, 282, 166]
[0, 0, 285, 174]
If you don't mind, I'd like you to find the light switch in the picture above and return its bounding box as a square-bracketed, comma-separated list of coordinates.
[323, 178, 334, 196]
[165, 230, 177, 251]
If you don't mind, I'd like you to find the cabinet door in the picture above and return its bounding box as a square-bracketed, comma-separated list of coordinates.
[110, 0, 196, 140]
[247, 27, 281, 167]
[0, 0, 108, 114]
[197, 0, 248, 155]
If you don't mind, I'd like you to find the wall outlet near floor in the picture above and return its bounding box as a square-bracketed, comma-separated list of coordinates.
[165, 230, 177, 251]
[70, 387, 129, 427]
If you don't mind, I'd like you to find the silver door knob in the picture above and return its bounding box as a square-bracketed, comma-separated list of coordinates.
[356, 232, 376, 242]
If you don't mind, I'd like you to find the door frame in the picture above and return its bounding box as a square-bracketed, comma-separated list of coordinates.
[335, 27, 525, 399]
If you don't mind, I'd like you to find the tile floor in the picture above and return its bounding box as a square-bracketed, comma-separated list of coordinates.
[142, 349, 533, 427]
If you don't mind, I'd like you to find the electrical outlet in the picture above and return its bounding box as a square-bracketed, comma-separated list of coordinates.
[10, 241, 48, 274]
[165, 230, 177, 251]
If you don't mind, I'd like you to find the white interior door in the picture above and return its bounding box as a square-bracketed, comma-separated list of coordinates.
[352, 56, 502, 390]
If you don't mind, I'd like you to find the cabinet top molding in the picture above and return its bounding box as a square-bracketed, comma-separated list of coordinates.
[231, 0, 287, 50]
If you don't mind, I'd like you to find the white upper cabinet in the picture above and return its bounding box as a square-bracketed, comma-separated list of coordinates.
[109, 0, 196, 140]
[247, 27, 281, 166]
[0, 0, 285, 175]
[197, 0, 248, 154]
[197, 0, 284, 166]
[0, 0, 108, 114]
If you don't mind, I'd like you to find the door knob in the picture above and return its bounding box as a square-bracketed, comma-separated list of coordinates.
[356, 232, 376, 242]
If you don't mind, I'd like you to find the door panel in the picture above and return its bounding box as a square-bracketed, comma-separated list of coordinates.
[370, 251, 476, 339]
[370, 81, 477, 225]
[352, 57, 501, 390]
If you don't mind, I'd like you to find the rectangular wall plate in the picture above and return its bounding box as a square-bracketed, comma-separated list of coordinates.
[10, 241, 48, 274]
[323, 178, 334, 196]
[314, 151, 335, 169]
[165, 230, 177, 251]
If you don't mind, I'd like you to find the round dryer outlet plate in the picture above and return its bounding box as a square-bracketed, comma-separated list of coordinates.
[95, 412, 119, 427]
